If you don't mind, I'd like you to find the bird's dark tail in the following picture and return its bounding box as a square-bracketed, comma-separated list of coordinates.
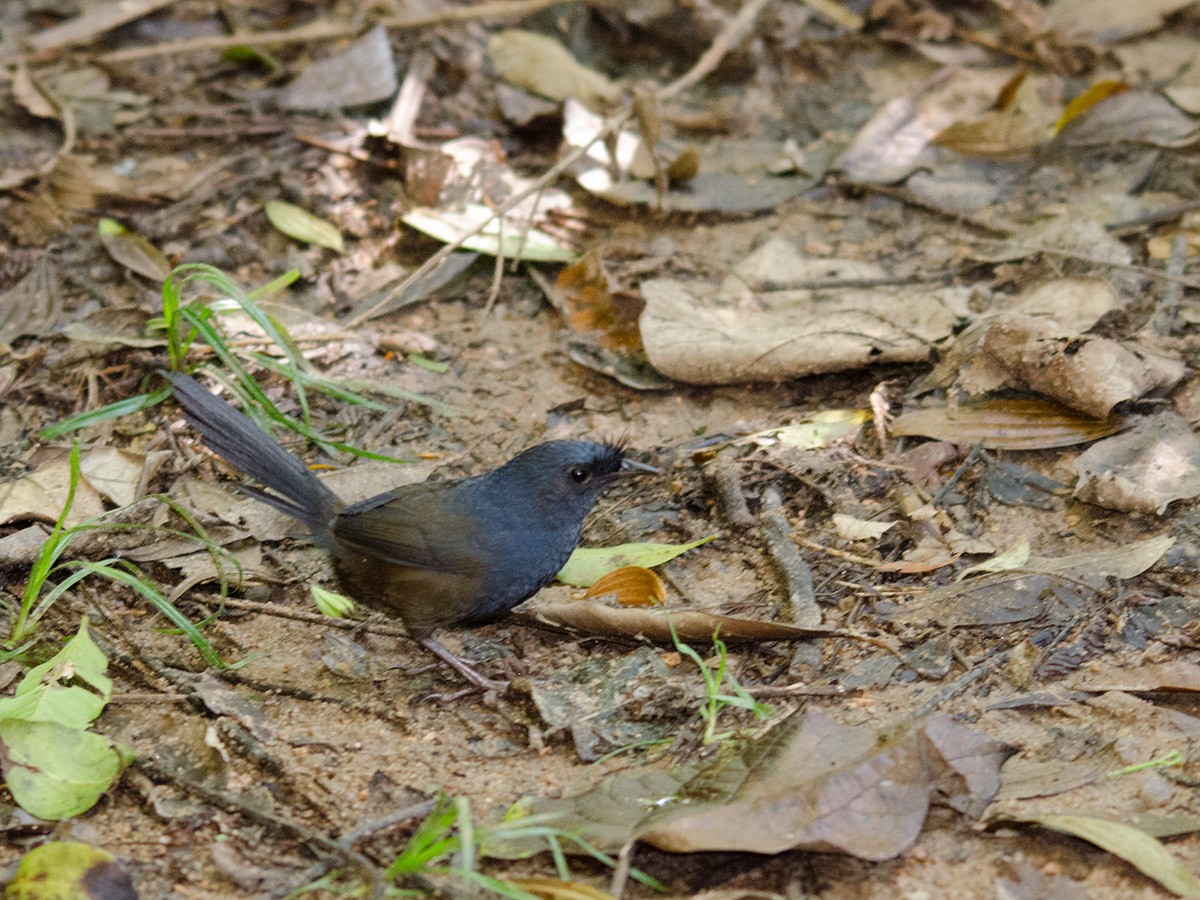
[167, 372, 340, 536]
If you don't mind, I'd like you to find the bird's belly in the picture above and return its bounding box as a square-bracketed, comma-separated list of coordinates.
[332, 550, 484, 637]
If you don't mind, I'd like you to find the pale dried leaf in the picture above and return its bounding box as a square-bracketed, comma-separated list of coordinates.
[1074, 414, 1200, 514]
[488, 30, 619, 110]
[276, 26, 397, 110]
[832, 513, 896, 542]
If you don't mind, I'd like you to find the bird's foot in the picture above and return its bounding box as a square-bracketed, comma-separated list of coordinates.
[417, 636, 508, 694]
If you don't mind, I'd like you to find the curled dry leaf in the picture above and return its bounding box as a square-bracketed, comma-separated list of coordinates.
[583, 566, 666, 607]
[933, 72, 1058, 159]
[891, 398, 1125, 450]
[1074, 413, 1200, 514]
[980, 312, 1185, 418]
[832, 513, 896, 542]
[919, 277, 1126, 398]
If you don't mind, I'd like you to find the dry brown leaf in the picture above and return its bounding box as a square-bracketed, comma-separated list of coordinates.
[638, 712, 1013, 858]
[1055, 90, 1200, 149]
[1045, 0, 1197, 43]
[555, 251, 645, 351]
[583, 566, 666, 607]
[489, 30, 619, 110]
[96, 218, 172, 281]
[510, 712, 1011, 862]
[933, 73, 1058, 159]
[1067, 659, 1200, 694]
[0, 453, 105, 528]
[520, 601, 878, 647]
[891, 399, 1125, 450]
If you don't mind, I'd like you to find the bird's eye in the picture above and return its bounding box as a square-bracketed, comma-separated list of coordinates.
[569, 465, 591, 484]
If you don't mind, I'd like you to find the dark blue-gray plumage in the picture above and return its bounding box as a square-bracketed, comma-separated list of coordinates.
[167, 372, 630, 690]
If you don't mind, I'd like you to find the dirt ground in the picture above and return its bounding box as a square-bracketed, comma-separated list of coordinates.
[4, 1, 1200, 898]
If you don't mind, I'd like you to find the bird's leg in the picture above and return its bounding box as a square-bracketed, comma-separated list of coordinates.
[418, 635, 508, 693]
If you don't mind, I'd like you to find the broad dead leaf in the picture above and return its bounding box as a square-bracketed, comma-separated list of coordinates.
[640, 238, 969, 384]
[511, 712, 1011, 861]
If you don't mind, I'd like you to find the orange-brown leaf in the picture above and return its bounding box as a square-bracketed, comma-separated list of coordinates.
[582, 565, 665, 607]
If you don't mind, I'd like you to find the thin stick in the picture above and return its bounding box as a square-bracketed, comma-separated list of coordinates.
[96, 0, 574, 63]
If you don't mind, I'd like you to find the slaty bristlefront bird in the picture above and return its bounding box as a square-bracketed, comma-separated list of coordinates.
[167, 372, 636, 691]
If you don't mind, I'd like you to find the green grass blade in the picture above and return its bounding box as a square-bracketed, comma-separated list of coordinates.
[40, 388, 172, 441]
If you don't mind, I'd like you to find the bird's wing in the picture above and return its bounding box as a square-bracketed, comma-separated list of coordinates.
[330, 483, 490, 576]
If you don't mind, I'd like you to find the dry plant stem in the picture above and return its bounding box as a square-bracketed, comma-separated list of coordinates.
[759, 487, 819, 627]
[657, 0, 774, 101]
[706, 448, 756, 530]
[213, 595, 409, 637]
[794, 535, 885, 568]
[910, 650, 1009, 719]
[338, 800, 438, 848]
[1108, 198, 1200, 234]
[1150, 232, 1188, 335]
[609, 840, 637, 900]
[930, 441, 984, 507]
[481, 216, 508, 319]
[1023, 247, 1200, 290]
[95, 0, 574, 63]
[745, 682, 853, 697]
[758, 272, 956, 290]
[136, 755, 389, 900]
[850, 182, 1014, 237]
[419, 635, 508, 693]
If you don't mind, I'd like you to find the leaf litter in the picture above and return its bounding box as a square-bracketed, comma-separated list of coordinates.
[4, 0, 1200, 896]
